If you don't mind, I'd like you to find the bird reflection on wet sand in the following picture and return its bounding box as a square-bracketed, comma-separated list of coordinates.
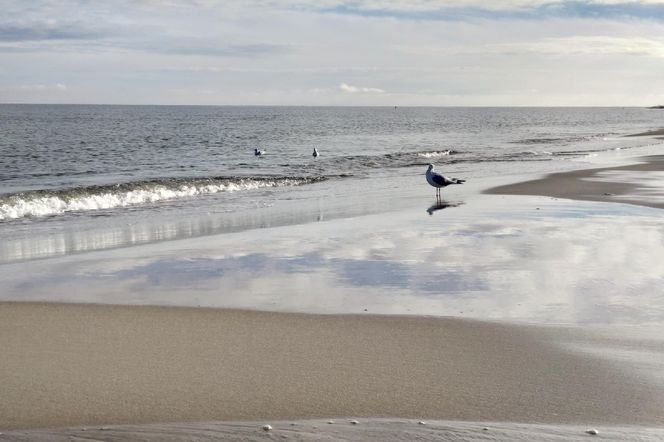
[427, 200, 464, 215]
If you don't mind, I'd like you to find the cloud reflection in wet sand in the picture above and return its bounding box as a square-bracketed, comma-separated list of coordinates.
[2, 195, 664, 325]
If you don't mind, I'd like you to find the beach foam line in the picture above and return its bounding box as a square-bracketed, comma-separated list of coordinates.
[0, 176, 325, 220]
[4, 419, 664, 441]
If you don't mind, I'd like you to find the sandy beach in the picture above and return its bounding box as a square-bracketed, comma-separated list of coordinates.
[3, 154, 664, 440]
[485, 155, 664, 208]
[1, 303, 664, 434]
[626, 128, 664, 137]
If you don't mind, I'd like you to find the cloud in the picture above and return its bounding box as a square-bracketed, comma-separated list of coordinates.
[0, 24, 286, 57]
[0, 2, 284, 57]
[339, 82, 385, 93]
[18, 83, 67, 91]
[2, 0, 664, 105]
[293, 0, 664, 21]
[490, 36, 664, 57]
[0, 22, 108, 42]
[209, 0, 664, 10]
[146, 42, 286, 57]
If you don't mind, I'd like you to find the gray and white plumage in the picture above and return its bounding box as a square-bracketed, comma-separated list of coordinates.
[426, 163, 465, 199]
[254, 148, 265, 156]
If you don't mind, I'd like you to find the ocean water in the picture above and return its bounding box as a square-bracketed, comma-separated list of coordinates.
[1, 104, 662, 261]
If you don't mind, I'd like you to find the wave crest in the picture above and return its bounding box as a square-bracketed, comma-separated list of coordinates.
[417, 150, 454, 158]
[0, 176, 324, 220]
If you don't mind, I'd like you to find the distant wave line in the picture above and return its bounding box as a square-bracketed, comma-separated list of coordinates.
[510, 133, 616, 146]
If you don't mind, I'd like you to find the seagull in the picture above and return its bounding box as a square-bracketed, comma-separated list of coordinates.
[254, 148, 265, 156]
[312, 148, 319, 157]
[426, 163, 465, 200]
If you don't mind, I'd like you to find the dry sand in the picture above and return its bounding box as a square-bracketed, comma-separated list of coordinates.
[485, 155, 664, 208]
[2, 302, 664, 434]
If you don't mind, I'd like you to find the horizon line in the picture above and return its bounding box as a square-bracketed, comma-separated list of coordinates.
[0, 102, 659, 108]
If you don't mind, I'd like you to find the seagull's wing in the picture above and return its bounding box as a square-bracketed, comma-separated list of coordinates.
[452, 178, 466, 184]
[430, 172, 448, 187]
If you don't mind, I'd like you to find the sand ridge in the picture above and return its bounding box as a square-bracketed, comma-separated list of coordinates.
[485, 155, 664, 208]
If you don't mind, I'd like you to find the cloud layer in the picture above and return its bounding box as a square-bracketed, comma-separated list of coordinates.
[1, 0, 664, 105]
[340, 83, 385, 93]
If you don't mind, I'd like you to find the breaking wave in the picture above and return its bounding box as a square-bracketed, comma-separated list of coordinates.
[417, 150, 455, 158]
[0, 176, 325, 221]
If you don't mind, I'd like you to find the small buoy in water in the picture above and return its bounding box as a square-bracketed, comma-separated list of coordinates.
[586, 428, 598, 435]
[350, 420, 359, 425]
[262, 424, 272, 431]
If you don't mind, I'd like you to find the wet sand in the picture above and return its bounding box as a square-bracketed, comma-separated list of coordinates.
[625, 128, 664, 137]
[5, 419, 664, 442]
[2, 302, 664, 434]
[485, 155, 664, 208]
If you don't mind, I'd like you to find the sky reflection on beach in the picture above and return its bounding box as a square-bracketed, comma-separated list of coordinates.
[2, 195, 664, 325]
[586, 169, 664, 204]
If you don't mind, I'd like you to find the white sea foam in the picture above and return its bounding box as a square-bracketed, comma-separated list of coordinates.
[0, 178, 311, 221]
[417, 150, 452, 158]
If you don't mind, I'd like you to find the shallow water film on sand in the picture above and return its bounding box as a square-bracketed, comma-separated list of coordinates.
[2, 194, 663, 325]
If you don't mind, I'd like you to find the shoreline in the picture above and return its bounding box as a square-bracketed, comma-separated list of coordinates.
[484, 155, 664, 208]
[2, 302, 664, 432]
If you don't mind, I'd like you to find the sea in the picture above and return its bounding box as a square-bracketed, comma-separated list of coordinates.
[1, 104, 663, 262]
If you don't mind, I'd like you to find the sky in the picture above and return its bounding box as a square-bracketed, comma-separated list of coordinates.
[1, 0, 664, 106]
